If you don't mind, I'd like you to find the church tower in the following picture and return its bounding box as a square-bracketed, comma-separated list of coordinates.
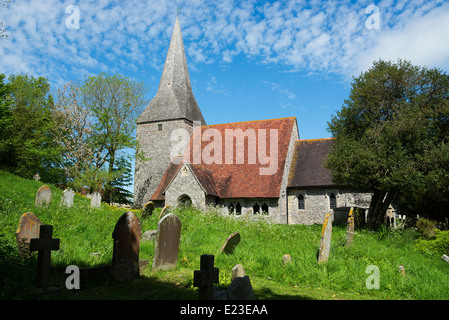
[133, 17, 206, 208]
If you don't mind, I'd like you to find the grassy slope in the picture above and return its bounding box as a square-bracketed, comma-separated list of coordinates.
[1, 170, 448, 300]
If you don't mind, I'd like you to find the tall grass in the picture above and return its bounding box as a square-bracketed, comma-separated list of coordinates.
[1, 169, 448, 300]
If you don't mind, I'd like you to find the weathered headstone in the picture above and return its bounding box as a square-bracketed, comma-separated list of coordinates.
[158, 205, 170, 220]
[152, 213, 182, 271]
[318, 213, 332, 264]
[227, 276, 256, 300]
[111, 211, 142, 282]
[219, 232, 241, 254]
[142, 201, 155, 217]
[441, 254, 449, 263]
[345, 207, 355, 247]
[193, 254, 219, 300]
[90, 191, 101, 208]
[35, 185, 52, 207]
[231, 264, 246, 281]
[15, 212, 43, 257]
[60, 189, 75, 207]
[142, 230, 157, 241]
[29, 225, 60, 288]
[282, 254, 292, 266]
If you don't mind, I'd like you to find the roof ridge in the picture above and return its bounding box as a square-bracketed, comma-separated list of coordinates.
[202, 116, 296, 128]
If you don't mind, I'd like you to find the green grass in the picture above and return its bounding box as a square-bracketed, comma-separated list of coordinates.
[1, 169, 448, 300]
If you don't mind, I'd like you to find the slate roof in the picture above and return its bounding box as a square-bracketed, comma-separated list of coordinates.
[151, 117, 297, 200]
[137, 17, 205, 125]
[288, 138, 336, 188]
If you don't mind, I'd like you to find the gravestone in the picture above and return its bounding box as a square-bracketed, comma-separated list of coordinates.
[345, 207, 355, 247]
[142, 201, 155, 217]
[227, 276, 256, 300]
[193, 254, 219, 300]
[111, 211, 142, 282]
[35, 185, 52, 207]
[15, 212, 43, 257]
[29, 225, 60, 288]
[61, 189, 75, 207]
[282, 254, 292, 266]
[441, 254, 449, 263]
[219, 232, 240, 254]
[90, 191, 101, 208]
[231, 264, 245, 281]
[318, 213, 332, 264]
[142, 230, 157, 241]
[158, 205, 170, 220]
[152, 213, 182, 271]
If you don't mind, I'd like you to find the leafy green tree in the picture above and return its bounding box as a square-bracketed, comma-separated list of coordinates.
[326, 59, 449, 228]
[109, 156, 133, 205]
[0, 73, 12, 161]
[4, 74, 62, 182]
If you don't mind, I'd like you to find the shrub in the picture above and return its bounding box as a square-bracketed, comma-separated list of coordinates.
[415, 229, 449, 255]
[416, 218, 437, 239]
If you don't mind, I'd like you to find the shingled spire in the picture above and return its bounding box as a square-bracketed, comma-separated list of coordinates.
[137, 17, 205, 125]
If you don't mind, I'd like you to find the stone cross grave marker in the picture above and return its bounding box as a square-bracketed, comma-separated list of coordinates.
[29, 225, 60, 288]
[193, 254, 219, 300]
[61, 189, 75, 207]
[152, 213, 182, 271]
[345, 207, 355, 247]
[318, 213, 332, 264]
[15, 212, 43, 257]
[219, 231, 241, 254]
[90, 191, 101, 208]
[111, 211, 142, 282]
[35, 185, 52, 207]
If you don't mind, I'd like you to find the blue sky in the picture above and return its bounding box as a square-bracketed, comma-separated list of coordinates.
[2, 0, 449, 191]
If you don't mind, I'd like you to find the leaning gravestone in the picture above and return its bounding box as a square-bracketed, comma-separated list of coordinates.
[15, 212, 43, 257]
[345, 207, 355, 247]
[90, 191, 101, 208]
[35, 185, 52, 207]
[219, 232, 241, 254]
[232, 264, 246, 281]
[318, 213, 333, 264]
[152, 213, 182, 271]
[111, 211, 142, 282]
[60, 189, 75, 207]
[142, 201, 155, 218]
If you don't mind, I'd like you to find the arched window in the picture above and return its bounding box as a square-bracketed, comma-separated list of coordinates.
[236, 202, 242, 215]
[177, 194, 192, 207]
[261, 203, 269, 214]
[329, 193, 336, 209]
[253, 203, 260, 214]
[297, 194, 305, 210]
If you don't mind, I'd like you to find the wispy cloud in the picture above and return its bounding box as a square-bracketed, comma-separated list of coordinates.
[1, 0, 448, 86]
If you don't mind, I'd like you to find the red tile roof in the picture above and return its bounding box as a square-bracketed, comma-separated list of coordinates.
[151, 117, 297, 200]
[288, 138, 336, 188]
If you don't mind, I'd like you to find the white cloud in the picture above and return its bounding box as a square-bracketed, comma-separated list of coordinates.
[1, 0, 448, 87]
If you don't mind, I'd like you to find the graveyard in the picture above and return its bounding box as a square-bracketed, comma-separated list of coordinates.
[1, 168, 449, 300]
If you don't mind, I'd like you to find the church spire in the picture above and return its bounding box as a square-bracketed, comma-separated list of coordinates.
[137, 16, 205, 125]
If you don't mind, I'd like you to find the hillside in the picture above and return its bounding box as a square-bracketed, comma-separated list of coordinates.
[1, 169, 449, 300]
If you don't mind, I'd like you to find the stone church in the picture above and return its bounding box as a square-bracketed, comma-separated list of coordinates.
[133, 17, 371, 224]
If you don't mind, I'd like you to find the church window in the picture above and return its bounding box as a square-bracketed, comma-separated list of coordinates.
[236, 202, 242, 215]
[329, 193, 337, 209]
[261, 203, 269, 214]
[158, 123, 163, 131]
[253, 203, 260, 214]
[298, 194, 305, 210]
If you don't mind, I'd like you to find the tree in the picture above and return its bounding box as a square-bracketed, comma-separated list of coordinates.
[4, 74, 62, 182]
[326, 59, 449, 228]
[55, 73, 148, 202]
[0, 73, 12, 159]
[0, 0, 11, 39]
